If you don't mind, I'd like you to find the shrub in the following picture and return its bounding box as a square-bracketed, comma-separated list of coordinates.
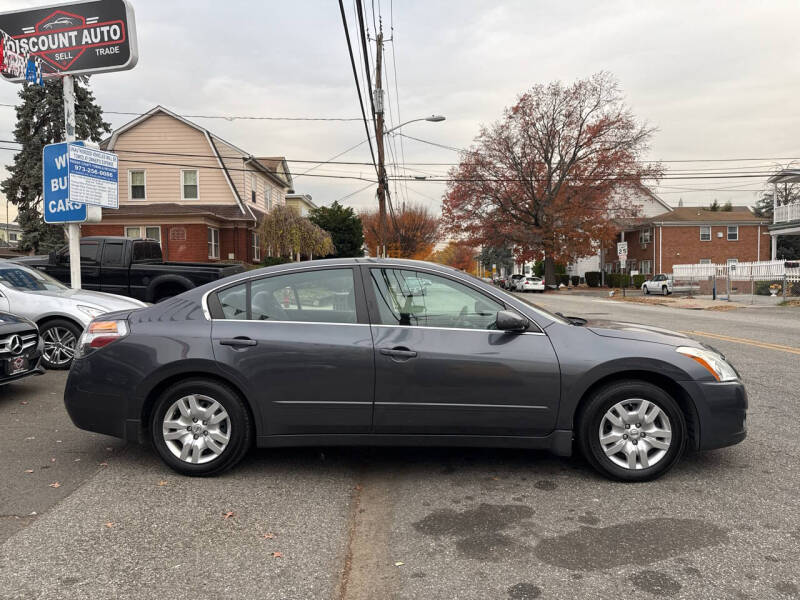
[557, 274, 570, 286]
[585, 271, 601, 287]
[632, 274, 647, 288]
[261, 256, 291, 267]
[570, 275, 580, 287]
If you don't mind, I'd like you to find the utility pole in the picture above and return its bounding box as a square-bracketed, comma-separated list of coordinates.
[374, 29, 387, 258]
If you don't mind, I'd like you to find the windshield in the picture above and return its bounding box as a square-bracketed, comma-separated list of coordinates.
[0, 262, 68, 292]
[513, 293, 571, 325]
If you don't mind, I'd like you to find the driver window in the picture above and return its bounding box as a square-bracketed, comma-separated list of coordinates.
[370, 268, 503, 330]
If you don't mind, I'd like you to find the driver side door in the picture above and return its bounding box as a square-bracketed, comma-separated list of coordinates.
[365, 267, 561, 436]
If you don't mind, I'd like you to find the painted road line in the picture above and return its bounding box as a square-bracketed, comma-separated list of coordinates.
[682, 330, 800, 356]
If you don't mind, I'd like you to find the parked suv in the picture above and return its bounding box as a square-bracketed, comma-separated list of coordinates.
[642, 274, 673, 295]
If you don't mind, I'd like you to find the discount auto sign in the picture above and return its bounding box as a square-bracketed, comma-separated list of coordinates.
[0, 0, 138, 81]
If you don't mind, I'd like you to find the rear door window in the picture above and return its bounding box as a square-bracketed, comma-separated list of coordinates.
[101, 242, 125, 266]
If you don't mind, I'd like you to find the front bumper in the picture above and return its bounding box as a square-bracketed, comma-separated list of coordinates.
[0, 338, 45, 386]
[680, 379, 748, 451]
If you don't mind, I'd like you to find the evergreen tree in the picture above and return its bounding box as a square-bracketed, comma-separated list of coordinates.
[753, 193, 774, 218]
[308, 201, 365, 257]
[1, 78, 110, 252]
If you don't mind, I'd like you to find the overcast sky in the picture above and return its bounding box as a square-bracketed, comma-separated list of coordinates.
[2, 0, 799, 222]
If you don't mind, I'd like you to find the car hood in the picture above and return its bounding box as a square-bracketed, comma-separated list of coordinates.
[37, 288, 147, 311]
[586, 319, 703, 348]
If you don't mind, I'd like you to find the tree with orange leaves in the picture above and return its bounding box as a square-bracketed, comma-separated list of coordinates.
[442, 72, 661, 285]
[361, 203, 440, 259]
[429, 241, 477, 273]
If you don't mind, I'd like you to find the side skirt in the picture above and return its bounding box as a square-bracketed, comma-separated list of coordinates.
[255, 430, 574, 457]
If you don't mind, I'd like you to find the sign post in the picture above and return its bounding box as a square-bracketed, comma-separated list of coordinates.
[617, 241, 628, 297]
[1, 0, 137, 290]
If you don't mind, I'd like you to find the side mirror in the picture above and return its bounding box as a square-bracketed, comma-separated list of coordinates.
[496, 310, 528, 332]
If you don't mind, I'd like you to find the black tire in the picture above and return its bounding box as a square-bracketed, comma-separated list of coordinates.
[643, 286, 649, 295]
[150, 378, 253, 476]
[39, 318, 82, 370]
[577, 380, 686, 482]
[662, 285, 668, 296]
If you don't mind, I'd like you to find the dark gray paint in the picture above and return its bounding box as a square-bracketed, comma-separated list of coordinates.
[63, 258, 747, 457]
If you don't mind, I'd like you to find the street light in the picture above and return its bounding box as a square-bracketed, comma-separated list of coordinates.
[375, 114, 445, 257]
[384, 115, 446, 135]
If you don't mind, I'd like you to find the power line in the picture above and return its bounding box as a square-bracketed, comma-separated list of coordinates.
[338, 0, 379, 178]
[0, 102, 361, 122]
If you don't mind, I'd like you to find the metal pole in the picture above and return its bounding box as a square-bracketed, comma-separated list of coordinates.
[784, 274, 787, 303]
[374, 31, 387, 257]
[63, 75, 81, 290]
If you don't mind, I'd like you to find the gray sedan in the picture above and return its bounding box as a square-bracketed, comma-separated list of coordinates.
[64, 258, 747, 481]
[0, 261, 146, 369]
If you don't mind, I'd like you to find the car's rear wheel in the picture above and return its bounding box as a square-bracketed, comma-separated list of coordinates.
[150, 379, 252, 476]
[578, 380, 686, 481]
[40, 319, 82, 370]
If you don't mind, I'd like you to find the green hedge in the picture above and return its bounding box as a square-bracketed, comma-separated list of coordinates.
[261, 256, 291, 267]
[585, 271, 602, 287]
[633, 274, 647, 288]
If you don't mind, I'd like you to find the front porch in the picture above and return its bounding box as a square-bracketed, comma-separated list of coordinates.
[768, 169, 800, 259]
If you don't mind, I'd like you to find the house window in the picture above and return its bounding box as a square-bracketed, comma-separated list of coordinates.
[640, 260, 652, 274]
[639, 229, 651, 244]
[265, 184, 272, 211]
[700, 226, 711, 241]
[251, 174, 257, 204]
[129, 170, 146, 199]
[125, 226, 161, 244]
[699, 259, 712, 264]
[252, 232, 261, 262]
[208, 227, 219, 259]
[727, 225, 738, 241]
[9, 232, 18, 241]
[181, 170, 199, 200]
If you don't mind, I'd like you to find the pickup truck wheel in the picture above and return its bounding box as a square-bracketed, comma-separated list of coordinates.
[40, 319, 82, 370]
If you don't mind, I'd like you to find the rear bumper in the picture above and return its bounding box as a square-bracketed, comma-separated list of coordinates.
[681, 379, 748, 451]
[64, 357, 131, 439]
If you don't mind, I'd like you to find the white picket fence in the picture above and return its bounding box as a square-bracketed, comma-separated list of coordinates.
[674, 260, 800, 282]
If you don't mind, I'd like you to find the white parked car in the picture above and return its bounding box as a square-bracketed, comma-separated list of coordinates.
[0, 261, 147, 369]
[516, 276, 545, 293]
[642, 274, 673, 296]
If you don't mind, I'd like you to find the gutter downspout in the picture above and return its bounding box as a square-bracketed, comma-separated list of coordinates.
[757, 225, 760, 261]
[658, 224, 663, 273]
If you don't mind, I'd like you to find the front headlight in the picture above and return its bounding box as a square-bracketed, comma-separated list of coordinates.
[77, 305, 107, 319]
[677, 346, 739, 381]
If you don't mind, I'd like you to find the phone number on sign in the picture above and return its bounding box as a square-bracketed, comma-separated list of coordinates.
[71, 164, 115, 179]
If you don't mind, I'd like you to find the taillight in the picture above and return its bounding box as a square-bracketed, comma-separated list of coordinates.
[75, 320, 129, 359]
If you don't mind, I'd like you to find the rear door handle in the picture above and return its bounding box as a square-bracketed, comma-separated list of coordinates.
[219, 337, 257, 348]
[380, 347, 417, 359]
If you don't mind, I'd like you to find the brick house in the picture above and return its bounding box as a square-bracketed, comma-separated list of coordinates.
[82, 106, 293, 264]
[614, 206, 771, 275]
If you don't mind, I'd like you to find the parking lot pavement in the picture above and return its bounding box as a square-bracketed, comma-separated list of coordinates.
[1, 296, 799, 599]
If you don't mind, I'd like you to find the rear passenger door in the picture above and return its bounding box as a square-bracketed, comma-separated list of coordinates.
[99, 240, 129, 297]
[209, 267, 375, 436]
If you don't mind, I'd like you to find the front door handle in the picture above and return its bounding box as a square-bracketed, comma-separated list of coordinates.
[380, 347, 417, 359]
[219, 337, 257, 348]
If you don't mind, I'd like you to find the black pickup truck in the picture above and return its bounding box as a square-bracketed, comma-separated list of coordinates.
[17, 237, 244, 303]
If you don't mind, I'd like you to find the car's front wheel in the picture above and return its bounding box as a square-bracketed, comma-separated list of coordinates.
[151, 378, 253, 476]
[40, 319, 82, 370]
[643, 285, 649, 295]
[578, 380, 686, 481]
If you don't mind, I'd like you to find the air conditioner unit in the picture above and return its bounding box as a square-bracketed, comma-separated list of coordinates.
[641, 243, 648, 249]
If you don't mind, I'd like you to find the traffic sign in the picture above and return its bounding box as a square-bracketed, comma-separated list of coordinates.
[43, 141, 85, 224]
[68, 144, 118, 208]
[0, 0, 138, 82]
[617, 241, 628, 259]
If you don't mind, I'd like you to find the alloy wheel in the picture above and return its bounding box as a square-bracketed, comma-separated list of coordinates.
[41, 327, 76, 367]
[162, 394, 231, 464]
[598, 399, 672, 470]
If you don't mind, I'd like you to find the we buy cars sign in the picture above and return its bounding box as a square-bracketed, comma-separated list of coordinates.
[0, 0, 137, 81]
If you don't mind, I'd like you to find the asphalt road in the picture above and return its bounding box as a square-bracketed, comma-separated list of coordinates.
[1, 296, 799, 599]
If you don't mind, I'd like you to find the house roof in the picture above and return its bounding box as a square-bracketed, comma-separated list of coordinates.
[254, 157, 293, 189]
[768, 169, 800, 184]
[640, 206, 770, 225]
[285, 193, 317, 210]
[99, 203, 255, 222]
